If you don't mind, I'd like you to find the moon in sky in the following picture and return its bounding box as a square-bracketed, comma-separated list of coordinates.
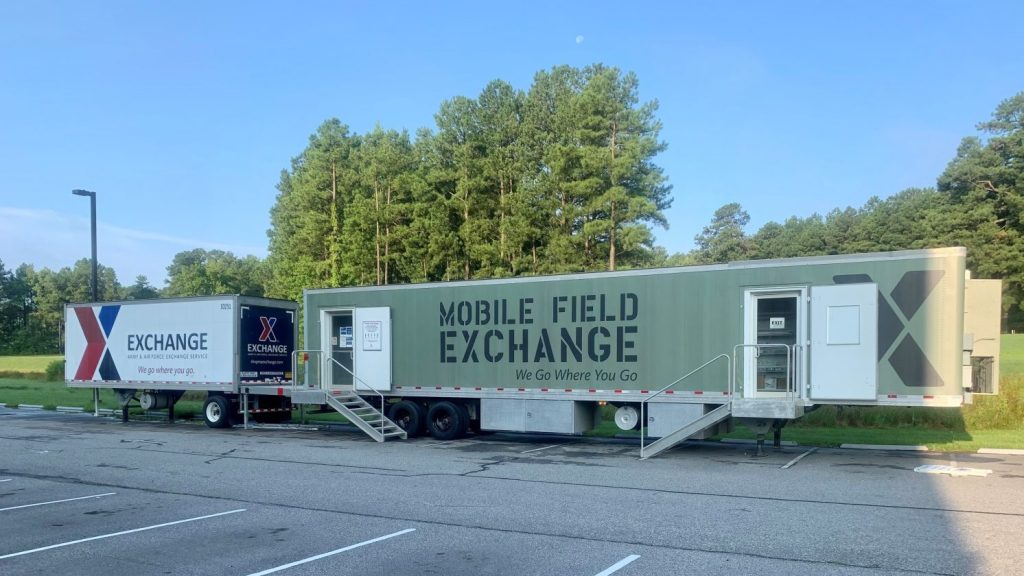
[576, 35, 584, 44]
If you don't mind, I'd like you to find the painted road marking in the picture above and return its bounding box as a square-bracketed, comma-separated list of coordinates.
[423, 439, 483, 447]
[245, 528, 416, 576]
[521, 444, 563, 454]
[781, 448, 818, 470]
[0, 492, 116, 512]
[594, 554, 640, 576]
[0, 509, 245, 560]
[0, 479, 11, 483]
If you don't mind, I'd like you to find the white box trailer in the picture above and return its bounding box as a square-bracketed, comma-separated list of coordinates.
[65, 296, 298, 426]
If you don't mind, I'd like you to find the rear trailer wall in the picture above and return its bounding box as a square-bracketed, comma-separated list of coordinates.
[304, 248, 967, 402]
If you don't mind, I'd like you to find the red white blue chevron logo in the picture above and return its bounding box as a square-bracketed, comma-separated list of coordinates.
[74, 305, 121, 380]
[259, 316, 277, 342]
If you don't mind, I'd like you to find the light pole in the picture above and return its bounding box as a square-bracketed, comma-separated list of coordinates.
[71, 189, 98, 301]
[72, 189, 100, 415]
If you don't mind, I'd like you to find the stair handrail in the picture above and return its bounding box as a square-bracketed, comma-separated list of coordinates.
[328, 356, 387, 438]
[640, 353, 731, 458]
[731, 343, 794, 402]
[291, 349, 322, 393]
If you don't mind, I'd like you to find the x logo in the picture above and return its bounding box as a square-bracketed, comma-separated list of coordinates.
[259, 317, 278, 343]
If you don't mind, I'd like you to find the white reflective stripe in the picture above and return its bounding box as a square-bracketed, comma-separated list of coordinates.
[0, 509, 245, 559]
[594, 555, 640, 576]
[781, 448, 817, 470]
[520, 444, 563, 454]
[245, 528, 416, 576]
[0, 492, 116, 512]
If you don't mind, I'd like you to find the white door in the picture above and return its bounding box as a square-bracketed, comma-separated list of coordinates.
[353, 307, 392, 392]
[810, 284, 878, 400]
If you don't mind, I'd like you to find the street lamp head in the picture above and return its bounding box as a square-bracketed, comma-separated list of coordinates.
[72, 189, 95, 197]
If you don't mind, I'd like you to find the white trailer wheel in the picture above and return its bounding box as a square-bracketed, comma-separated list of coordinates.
[203, 395, 233, 429]
[614, 405, 641, 431]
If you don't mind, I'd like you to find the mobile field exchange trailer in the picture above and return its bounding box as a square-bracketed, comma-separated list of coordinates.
[66, 248, 1001, 458]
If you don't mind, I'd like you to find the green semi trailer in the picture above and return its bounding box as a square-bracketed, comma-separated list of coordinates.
[292, 247, 1000, 457]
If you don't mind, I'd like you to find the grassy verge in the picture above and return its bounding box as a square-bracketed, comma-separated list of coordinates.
[0, 378, 121, 410]
[0, 355, 61, 373]
[0, 379, 203, 419]
[718, 426, 1024, 451]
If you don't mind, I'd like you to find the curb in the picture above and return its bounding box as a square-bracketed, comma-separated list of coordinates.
[722, 438, 798, 447]
[977, 448, 1024, 456]
[840, 443, 929, 451]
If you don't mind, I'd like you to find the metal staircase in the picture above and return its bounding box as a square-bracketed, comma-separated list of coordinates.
[640, 344, 804, 459]
[289, 350, 406, 443]
[640, 354, 731, 459]
[323, 389, 407, 442]
[641, 403, 732, 459]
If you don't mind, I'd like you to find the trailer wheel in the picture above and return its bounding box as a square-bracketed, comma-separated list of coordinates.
[203, 395, 233, 429]
[388, 400, 425, 437]
[426, 401, 468, 440]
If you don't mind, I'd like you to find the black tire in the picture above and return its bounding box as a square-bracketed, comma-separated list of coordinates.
[203, 395, 233, 429]
[388, 400, 426, 437]
[426, 401, 469, 440]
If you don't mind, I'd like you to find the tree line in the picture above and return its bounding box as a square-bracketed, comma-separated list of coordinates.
[264, 64, 672, 301]
[688, 91, 1024, 325]
[2, 65, 1021, 354]
[0, 250, 263, 354]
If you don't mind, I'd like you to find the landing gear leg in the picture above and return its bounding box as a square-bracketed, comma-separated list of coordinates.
[740, 418, 772, 458]
[114, 389, 135, 424]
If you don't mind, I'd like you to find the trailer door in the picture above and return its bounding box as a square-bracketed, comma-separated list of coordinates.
[810, 284, 878, 400]
[353, 307, 392, 392]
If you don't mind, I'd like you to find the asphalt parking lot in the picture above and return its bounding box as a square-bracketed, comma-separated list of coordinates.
[1, 407, 1022, 575]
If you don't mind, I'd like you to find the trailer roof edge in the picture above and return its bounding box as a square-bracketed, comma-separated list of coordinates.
[302, 247, 967, 296]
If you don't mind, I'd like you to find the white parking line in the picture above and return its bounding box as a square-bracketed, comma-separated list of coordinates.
[0, 479, 11, 483]
[245, 528, 416, 576]
[423, 439, 483, 448]
[521, 444, 563, 454]
[0, 508, 245, 560]
[594, 554, 640, 576]
[781, 448, 818, 470]
[0, 492, 116, 512]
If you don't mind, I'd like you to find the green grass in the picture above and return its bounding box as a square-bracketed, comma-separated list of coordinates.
[0, 378, 121, 410]
[999, 334, 1024, 376]
[0, 378, 203, 419]
[718, 427, 1024, 451]
[0, 355, 61, 376]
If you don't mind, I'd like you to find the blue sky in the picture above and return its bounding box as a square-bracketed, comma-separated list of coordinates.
[1, 0, 1022, 285]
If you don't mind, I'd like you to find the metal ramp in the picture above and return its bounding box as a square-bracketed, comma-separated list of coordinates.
[641, 403, 731, 459]
[323, 389, 407, 442]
